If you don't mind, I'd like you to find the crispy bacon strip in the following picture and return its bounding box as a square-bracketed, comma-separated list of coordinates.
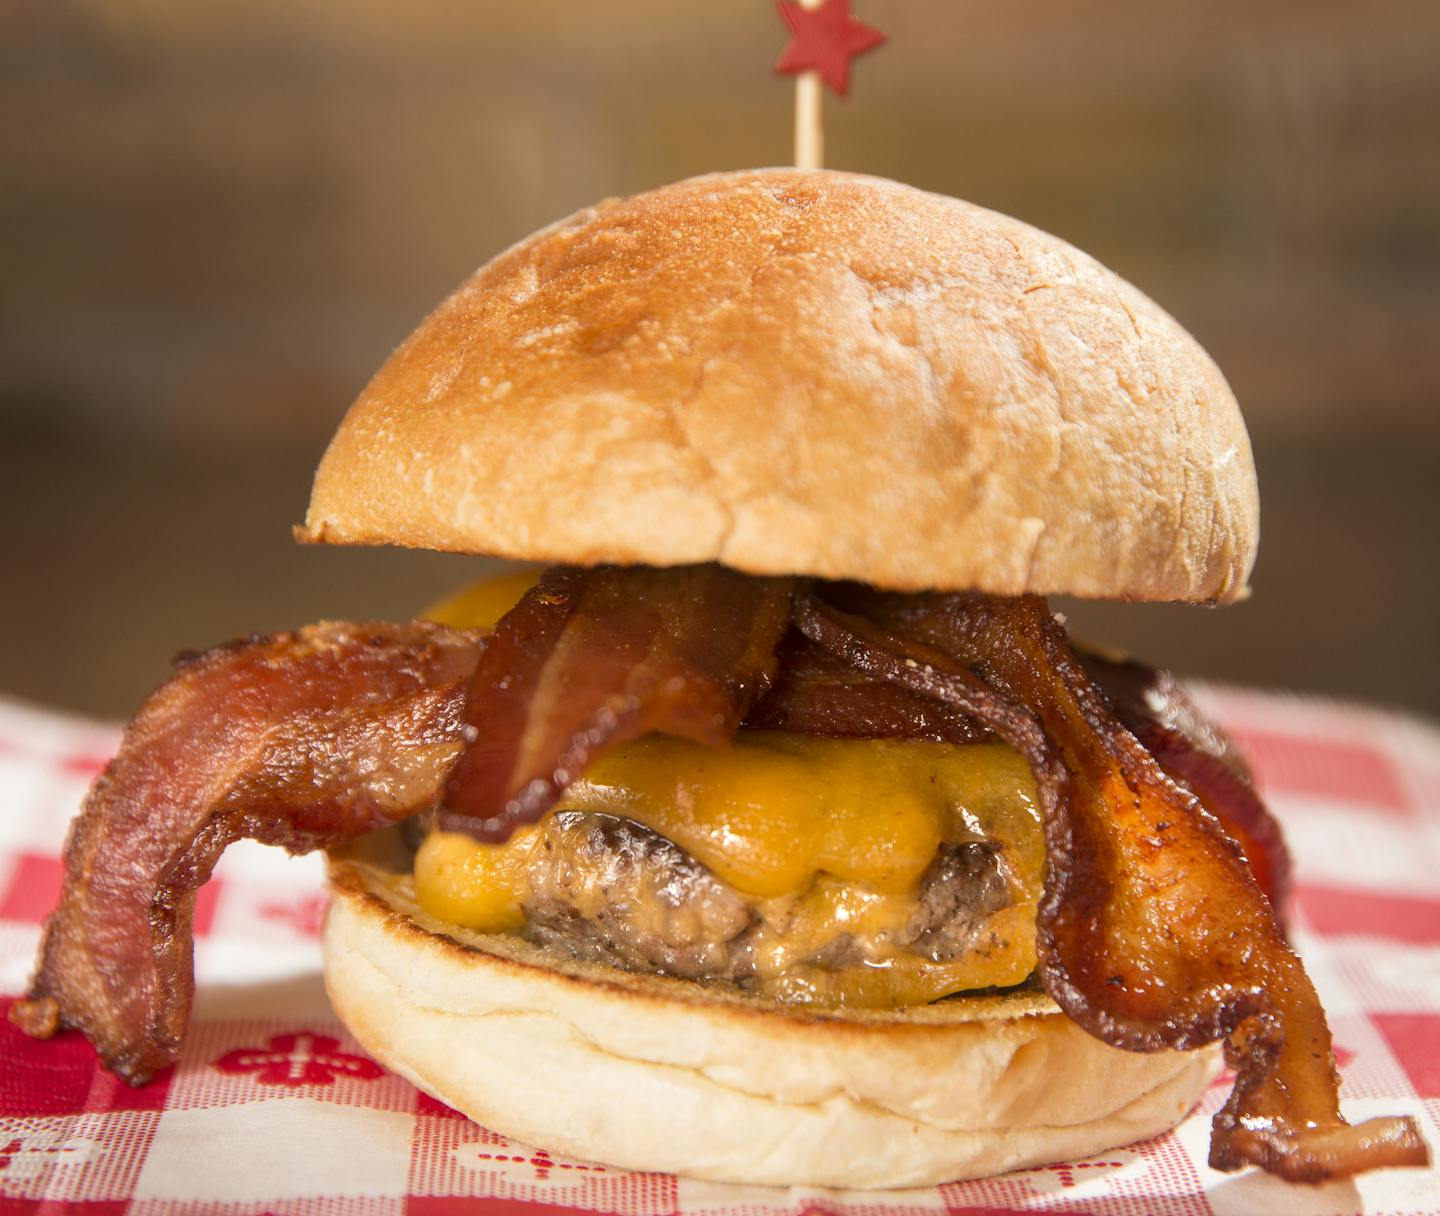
[745, 633, 992, 744]
[795, 590, 1427, 1181]
[750, 638, 1287, 909]
[1083, 653, 1292, 915]
[10, 621, 482, 1084]
[441, 565, 795, 839]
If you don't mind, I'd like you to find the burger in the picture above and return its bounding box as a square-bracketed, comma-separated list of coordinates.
[13, 169, 1427, 1189]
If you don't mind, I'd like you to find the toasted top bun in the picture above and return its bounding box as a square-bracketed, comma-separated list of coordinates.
[301, 169, 1258, 602]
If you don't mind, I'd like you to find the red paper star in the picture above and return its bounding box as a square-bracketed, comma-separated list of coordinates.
[773, 0, 887, 98]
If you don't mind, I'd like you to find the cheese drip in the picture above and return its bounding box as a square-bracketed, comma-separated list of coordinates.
[416, 732, 1044, 1007]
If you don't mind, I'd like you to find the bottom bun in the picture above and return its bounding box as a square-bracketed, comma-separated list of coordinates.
[324, 840, 1220, 1189]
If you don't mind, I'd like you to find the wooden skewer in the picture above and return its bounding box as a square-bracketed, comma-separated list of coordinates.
[794, 0, 823, 169]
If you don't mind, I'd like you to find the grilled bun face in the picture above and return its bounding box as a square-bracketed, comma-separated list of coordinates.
[325, 842, 1220, 1189]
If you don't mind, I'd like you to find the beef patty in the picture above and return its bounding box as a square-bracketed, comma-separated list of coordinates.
[520, 810, 1016, 992]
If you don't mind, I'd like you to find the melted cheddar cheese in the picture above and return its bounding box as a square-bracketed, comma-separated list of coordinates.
[415, 732, 1044, 1005]
[423, 567, 542, 630]
[412, 573, 1046, 1008]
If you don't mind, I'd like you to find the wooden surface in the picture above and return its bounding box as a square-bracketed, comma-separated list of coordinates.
[1, 0, 1436, 716]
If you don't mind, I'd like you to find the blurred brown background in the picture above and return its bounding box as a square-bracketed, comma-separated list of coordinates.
[2, 0, 1437, 719]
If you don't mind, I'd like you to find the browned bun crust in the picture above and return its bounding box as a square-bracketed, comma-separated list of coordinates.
[300, 168, 1257, 603]
[324, 845, 1220, 1188]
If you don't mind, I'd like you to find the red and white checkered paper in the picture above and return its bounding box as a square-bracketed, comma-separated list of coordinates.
[2, 687, 1437, 1216]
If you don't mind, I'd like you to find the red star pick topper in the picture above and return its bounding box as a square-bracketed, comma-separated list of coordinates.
[773, 0, 887, 98]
